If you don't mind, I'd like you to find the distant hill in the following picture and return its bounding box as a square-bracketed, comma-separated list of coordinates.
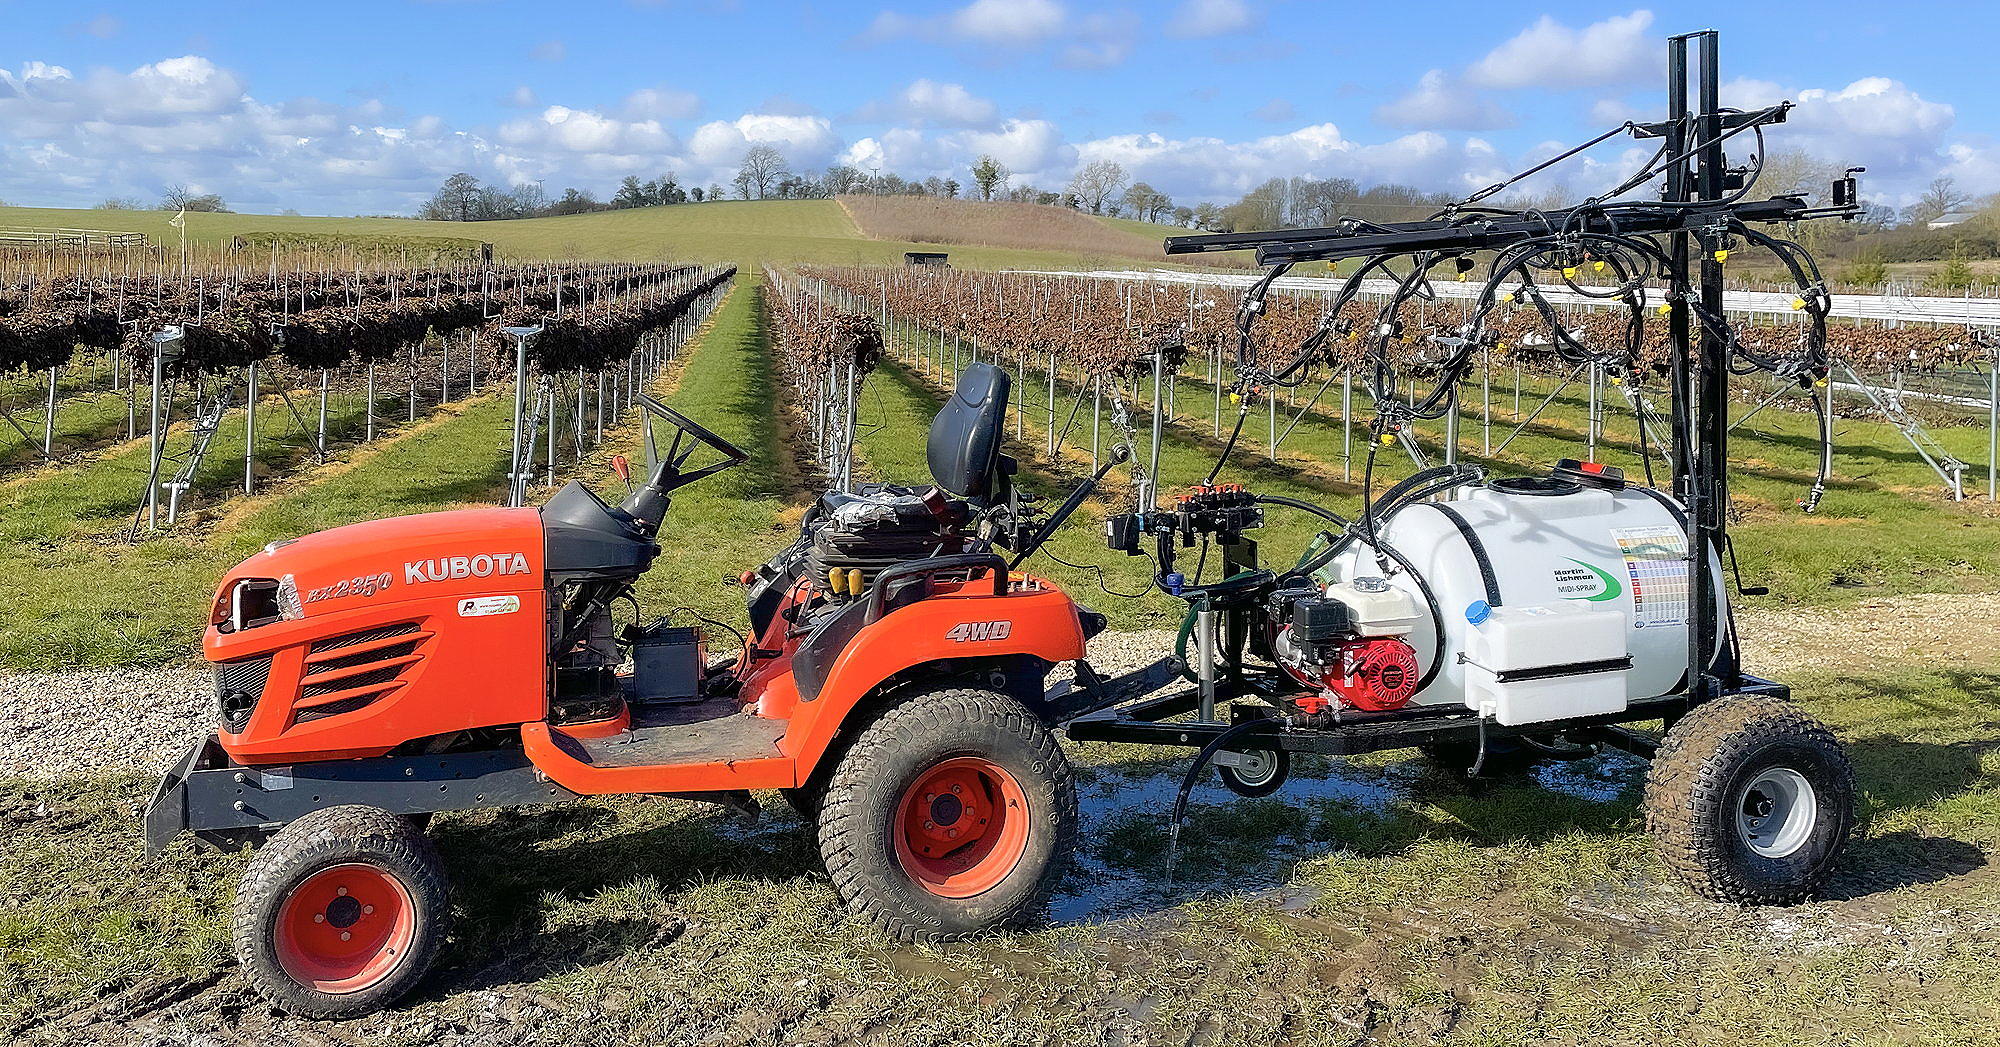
[0, 199, 1197, 272]
[840, 195, 1202, 266]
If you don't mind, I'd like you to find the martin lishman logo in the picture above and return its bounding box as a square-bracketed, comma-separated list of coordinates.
[1553, 559, 1623, 602]
[404, 553, 531, 584]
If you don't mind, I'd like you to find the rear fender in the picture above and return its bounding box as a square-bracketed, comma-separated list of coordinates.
[777, 577, 1086, 780]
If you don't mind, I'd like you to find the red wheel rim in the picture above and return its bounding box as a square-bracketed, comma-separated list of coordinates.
[273, 862, 417, 994]
[892, 757, 1031, 898]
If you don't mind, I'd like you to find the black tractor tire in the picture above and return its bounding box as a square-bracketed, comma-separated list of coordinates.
[233, 805, 450, 1019]
[1218, 748, 1289, 798]
[817, 687, 1077, 942]
[1643, 694, 1855, 905]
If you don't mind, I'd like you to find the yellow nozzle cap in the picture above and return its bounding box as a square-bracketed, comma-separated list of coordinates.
[1713, 249, 1729, 263]
[1456, 271, 1467, 282]
[827, 568, 844, 592]
[1378, 433, 1396, 446]
[1500, 292, 1515, 303]
[1229, 392, 1242, 404]
[1656, 303, 1672, 316]
[1562, 266, 1579, 279]
[1814, 378, 1829, 388]
[1791, 297, 1807, 310]
[1593, 260, 1607, 272]
[1610, 376, 1624, 386]
[1497, 341, 1509, 350]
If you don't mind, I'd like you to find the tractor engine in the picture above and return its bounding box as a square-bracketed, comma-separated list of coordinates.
[1268, 578, 1422, 713]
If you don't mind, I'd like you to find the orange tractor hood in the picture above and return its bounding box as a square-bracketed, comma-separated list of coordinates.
[210, 508, 546, 655]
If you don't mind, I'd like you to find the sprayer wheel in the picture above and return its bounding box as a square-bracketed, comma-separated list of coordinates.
[817, 686, 1076, 942]
[233, 805, 450, 1019]
[1218, 748, 1289, 797]
[1643, 694, 1854, 904]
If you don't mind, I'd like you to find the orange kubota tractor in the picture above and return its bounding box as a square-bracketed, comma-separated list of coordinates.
[148, 364, 1123, 1018]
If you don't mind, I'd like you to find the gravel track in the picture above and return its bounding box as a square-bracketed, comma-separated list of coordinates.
[4, 592, 1996, 781]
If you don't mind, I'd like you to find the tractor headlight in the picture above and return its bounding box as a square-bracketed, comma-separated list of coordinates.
[275, 574, 303, 621]
[213, 577, 298, 633]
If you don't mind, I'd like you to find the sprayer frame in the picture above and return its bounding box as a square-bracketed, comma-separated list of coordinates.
[1067, 30, 1808, 759]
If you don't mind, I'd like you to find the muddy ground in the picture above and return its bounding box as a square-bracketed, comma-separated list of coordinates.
[3, 595, 1999, 1045]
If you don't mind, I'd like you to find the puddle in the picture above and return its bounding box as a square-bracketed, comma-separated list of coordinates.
[1531, 751, 1647, 803]
[1052, 760, 1406, 923]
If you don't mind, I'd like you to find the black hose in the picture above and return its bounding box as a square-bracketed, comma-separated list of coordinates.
[1251, 494, 1349, 528]
[1169, 718, 1282, 832]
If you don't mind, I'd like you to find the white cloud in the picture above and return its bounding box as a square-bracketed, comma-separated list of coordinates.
[864, 0, 1066, 46]
[1167, 0, 1255, 39]
[504, 85, 537, 108]
[861, 1, 1131, 67]
[949, 0, 1066, 45]
[496, 106, 674, 157]
[858, 79, 998, 128]
[1720, 75, 1972, 201]
[1377, 69, 1514, 131]
[688, 113, 840, 171]
[621, 86, 701, 121]
[531, 39, 567, 63]
[1466, 11, 1658, 90]
[1072, 124, 1508, 201]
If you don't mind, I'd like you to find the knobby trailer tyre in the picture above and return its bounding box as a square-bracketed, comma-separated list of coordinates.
[233, 805, 450, 1019]
[816, 687, 1077, 941]
[1643, 694, 1855, 904]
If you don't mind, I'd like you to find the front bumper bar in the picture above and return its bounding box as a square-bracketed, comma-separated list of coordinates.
[143, 733, 581, 854]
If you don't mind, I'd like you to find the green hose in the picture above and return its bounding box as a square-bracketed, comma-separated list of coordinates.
[1172, 571, 1262, 684]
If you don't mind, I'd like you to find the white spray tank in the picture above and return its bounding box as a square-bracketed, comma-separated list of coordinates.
[1325, 473, 1726, 726]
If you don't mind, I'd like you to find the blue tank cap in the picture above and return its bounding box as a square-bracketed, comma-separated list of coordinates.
[1465, 599, 1492, 625]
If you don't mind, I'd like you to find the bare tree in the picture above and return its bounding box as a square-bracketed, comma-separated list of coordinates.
[159, 184, 231, 213]
[734, 146, 789, 200]
[971, 155, 1009, 201]
[1914, 176, 1972, 225]
[1067, 161, 1128, 215]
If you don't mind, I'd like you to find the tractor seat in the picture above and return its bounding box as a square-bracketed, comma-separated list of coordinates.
[803, 363, 1015, 590]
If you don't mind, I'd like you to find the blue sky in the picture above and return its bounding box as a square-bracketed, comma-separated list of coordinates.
[0, 1, 1991, 215]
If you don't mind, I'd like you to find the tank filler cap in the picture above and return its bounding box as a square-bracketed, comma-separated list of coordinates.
[1551, 458, 1628, 491]
[1352, 576, 1391, 593]
[1465, 600, 1492, 626]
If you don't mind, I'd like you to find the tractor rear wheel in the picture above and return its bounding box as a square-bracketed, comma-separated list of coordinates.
[817, 686, 1076, 941]
[1643, 694, 1854, 904]
[233, 805, 450, 1019]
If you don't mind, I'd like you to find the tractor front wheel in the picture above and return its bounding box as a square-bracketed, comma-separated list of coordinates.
[1643, 694, 1855, 904]
[817, 687, 1076, 941]
[233, 805, 450, 1019]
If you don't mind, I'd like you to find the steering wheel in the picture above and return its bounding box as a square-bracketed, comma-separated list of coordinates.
[634, 393, 749, 493]
[639, 393, 750, 463]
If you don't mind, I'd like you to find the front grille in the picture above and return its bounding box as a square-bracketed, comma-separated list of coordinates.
[214, 654, 274, 731]
[294, 621, 430, 724]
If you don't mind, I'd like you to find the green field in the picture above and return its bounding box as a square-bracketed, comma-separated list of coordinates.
[0, 200, 1176, 272]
